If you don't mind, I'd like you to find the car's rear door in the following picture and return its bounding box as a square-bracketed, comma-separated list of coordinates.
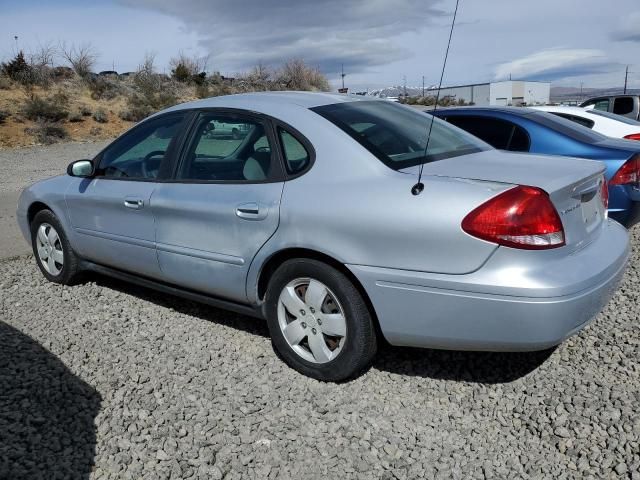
[65, 111, 190, 278]
[152, 109, 285, 302]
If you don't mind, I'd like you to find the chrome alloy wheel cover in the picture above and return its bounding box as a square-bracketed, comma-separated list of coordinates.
[36, 223, 64, 276]
[277, 277, 348, 364]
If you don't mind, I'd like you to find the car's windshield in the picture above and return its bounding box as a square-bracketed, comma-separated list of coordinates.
[311, 101, 490, 170]
[526, 110, 608, 144]
[586, 109, 640, 125]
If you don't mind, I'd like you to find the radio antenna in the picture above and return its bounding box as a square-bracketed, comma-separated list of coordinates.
[412, 0, 461, 195]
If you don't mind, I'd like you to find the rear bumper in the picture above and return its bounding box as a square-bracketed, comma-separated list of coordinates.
[348, 220, 629, 351]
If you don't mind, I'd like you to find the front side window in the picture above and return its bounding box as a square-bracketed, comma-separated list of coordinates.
[178, 114, 273, 181]
[311, 101, 489, 170]
[593, 99, 610, 112]
[96, 113, 186, 179]
[278, 128, 310, 174]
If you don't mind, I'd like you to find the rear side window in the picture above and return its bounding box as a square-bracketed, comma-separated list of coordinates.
[614, 97, 635, 115]
[445, 116, 530, 152]
[312, 101, 489, 170]
[178, 114, 273, 182]
[278, 128, 310, 174]
[550, 112, 595, 129]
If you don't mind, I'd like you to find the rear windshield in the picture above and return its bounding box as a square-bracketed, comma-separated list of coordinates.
[311, 101, 490, 170]
[586, 109, 640, 125]
[525, 110, 608, 144]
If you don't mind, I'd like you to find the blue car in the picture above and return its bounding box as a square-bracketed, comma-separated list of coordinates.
[432, 107, 640, 227]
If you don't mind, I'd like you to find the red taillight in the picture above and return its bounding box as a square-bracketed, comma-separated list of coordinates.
[623, 133, 640, 141]
[462, 185, 565, 250]
[609, 155, 640, 186]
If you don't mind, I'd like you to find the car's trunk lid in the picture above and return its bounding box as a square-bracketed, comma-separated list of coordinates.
[401, 150, 607, 248]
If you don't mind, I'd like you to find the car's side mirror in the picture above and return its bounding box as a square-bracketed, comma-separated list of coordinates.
[67, 159, 94, 177]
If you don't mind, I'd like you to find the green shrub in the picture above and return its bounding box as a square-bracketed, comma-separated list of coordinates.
[92, 108, 108, 123]
[25, 120, 68, 144]
[171, 63, 191, 82]
[22, 94, 69, 122]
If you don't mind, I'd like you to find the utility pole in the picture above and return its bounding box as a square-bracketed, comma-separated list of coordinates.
[580, 82, 583, 102]
[403, 75, 407, 98]
[624, 65, 629, 94]
[422, 75, 425, 97]
[341, 63, 346, 89]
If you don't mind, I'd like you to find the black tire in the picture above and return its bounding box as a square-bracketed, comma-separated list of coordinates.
[265, 259, 377, 381]
[30, 209, 82, 285]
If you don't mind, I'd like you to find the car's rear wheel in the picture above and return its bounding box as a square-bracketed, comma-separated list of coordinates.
[31, 209, 81, 285]
[265, 259, 377, 381]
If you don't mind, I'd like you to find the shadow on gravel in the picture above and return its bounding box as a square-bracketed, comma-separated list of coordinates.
[90, 274, 270, 338]
[0, 321, 102, 479]
[87, 274, 554, 384]
[374, 344, 556, 383]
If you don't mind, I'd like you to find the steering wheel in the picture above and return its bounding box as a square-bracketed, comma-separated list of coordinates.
[141, 150, 165, 178]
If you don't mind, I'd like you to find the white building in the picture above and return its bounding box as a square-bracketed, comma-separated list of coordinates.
[428, 80, 550, 106]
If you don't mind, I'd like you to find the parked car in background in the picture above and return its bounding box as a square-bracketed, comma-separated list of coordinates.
[580, 95, 640, 121]
[433, 107, 640, 227]
[17, 93, 629, 381]
[530, 105, 640, 140]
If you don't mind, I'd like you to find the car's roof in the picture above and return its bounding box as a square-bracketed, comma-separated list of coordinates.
[167, 91, 377, 112]
[530, 105, 590, 114]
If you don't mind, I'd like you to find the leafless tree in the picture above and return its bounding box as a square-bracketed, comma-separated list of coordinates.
[60, 42, 98, 78]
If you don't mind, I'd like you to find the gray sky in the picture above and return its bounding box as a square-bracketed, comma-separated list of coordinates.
[1, 0, 638, 91]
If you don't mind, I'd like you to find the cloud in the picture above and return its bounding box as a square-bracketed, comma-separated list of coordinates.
[494, 48, 617, 81]
[117, 0, 446, 74]
[611, 11, 640, 42]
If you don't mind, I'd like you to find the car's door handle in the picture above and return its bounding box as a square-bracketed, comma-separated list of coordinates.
[236, 202, 268, 220]
[124, 198, 144, 209]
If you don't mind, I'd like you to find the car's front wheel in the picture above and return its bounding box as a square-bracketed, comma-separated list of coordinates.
[265, 259, 377, 381]
[31, 209, 81, 285]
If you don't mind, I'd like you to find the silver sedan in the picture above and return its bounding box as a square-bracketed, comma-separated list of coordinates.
[17, 92, 629, 381]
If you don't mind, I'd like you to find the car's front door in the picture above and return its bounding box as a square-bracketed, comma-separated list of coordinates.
[152, 110, 285, 302]
[65, 112, 189, 278]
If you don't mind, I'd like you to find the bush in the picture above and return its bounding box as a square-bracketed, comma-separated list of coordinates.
[276, 59, 330, 91]
[68, 112, 84, 122]
[195, 83, 210, 98]
[1, 51, 32, 83]
[92, 108, 108, 123]
[25, 120, 68, 144]
[22, 94, 69, 122]
[0, 75, 11, 89]
[119, 103, 154, 122]
[87, 77, 119, 100]
[0, 109, 9, 124]
[89, 126, 102, 136]
[79, 105, 92, 116]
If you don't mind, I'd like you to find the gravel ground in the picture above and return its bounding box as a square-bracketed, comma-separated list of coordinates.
[0, 224, 639, 479]
[0, 141, 110, 259]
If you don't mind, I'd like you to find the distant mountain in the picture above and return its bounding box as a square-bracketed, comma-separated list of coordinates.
[367, 85, 438, 98]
